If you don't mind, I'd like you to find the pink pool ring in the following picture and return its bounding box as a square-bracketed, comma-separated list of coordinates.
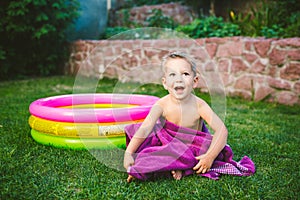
[29, 93, 159, 123]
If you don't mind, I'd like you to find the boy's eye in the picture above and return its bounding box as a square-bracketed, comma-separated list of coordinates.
[183, 72, 190, 76]
[169, 73, 175, 77]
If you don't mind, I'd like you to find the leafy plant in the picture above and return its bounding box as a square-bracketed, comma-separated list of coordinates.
[103, 8, 178, 39]
[229, 0, 300, 38]
[176, 16, 241, 38]
[122, 0, 182, 8]
[101, 27, 131, 39]
[118, 8, 137, 28]
[0, 0, 79, 80]
[146, 9, 178, 29]
[270, 0, 300, 37]
[282, 11, 300, 37]
[229, 1, 275, 37]
[261, 25, 284, 38]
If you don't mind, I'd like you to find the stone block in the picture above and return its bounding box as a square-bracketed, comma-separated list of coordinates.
[114, 45, 122, 55]
[287, 49, 300, 61]
[74, 40, 88, 52]
[231, 58, 248, 73]
[191, 48, 208, 62]
[253, 39, 271, 57]
[243, 52, 258, 64]
[217, 59, 230, 72]
[153, 39, 176, 49]
[268, 78, 291, 90]
[254, 86, 274, 101]
[268, 65, 278, 77]
[250, 60, 266, 74]
[216, 42, 243, 57]
[221, 73, 234, 86]
[234, 75, 253, 91]
[195, 39, 205, 46]
[244, 41, 253, 51]
[103, 47, 114, 57]
[294, 81, 300, 94]
[203, 61, 217, 72]
[280, 62, 300, 81]
[144, 49, 157, 58]
[206, 43, 218, 59]
[277, 91, 299, 105]
[269, 48, 286, 66]
[141, 41, 153, 48]
[205, 37, 227, 44]
[122, 41, 133, 50]
[275, 38, 300, 48]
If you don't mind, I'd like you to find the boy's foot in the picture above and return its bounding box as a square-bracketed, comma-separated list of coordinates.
[127, 175, 135, 183]
[171, 170, 182, 180]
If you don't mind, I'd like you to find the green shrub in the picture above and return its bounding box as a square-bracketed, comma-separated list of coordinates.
[0, 0, 79, 80]
[261, 25, 284, 38]
[122, 0, 182, 8]
[105, 1, 299, 40]
[101, 27, 131, 39]
[146, 9, 178, 29]
[282, 11, 300, 37]
[229, 1, 277, 37]
[115, 8, 136, 28]
[103, 8, 178, 39]
[229, 0, 300, 38]
[176, 16, 241, 38]
[271, 0, 300, 37]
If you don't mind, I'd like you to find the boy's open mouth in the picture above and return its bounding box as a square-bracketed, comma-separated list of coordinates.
[174, 86, 185, 93]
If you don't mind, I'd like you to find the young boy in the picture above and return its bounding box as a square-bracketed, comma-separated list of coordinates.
[123, 52, 255, 182]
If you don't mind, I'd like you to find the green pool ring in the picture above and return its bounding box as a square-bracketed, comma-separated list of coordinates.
[31, 129, 126, 150]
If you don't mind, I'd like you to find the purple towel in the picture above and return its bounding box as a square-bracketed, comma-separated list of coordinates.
[125, 119, 255, 180]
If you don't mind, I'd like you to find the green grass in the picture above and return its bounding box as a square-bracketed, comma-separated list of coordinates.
[1, 76, 299, 199]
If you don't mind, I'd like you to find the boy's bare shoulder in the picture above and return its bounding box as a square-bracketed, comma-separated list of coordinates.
[156, 95, 169, 106]
[194, 95, 208, 107]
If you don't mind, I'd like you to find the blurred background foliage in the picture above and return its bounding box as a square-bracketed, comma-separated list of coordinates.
[0, 0, 299, 80]
[0, 0, 79, 80]
[105, 0, 299, 39]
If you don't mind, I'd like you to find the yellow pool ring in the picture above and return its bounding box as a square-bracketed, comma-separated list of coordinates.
[28, 115, 142, 138]
[31, 129, 126, 150]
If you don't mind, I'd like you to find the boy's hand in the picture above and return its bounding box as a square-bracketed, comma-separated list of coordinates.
[193, 154, 213, 174]
[123, 151, 135, 170]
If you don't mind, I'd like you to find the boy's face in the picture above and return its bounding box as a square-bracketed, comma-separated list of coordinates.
[162, 58, 199, 100]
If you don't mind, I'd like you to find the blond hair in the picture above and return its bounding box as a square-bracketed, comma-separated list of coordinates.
[161, 52, 197, 77]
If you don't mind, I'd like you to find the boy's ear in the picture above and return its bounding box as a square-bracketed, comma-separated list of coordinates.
[162, 77, 168, 90]
[193, 75, 199, 88]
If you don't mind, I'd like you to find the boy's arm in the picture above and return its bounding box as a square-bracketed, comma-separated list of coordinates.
[193, 99, 228, 173]
[124, 103, 163, 170]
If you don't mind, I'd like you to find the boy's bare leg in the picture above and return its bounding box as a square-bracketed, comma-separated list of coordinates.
[127, 175, 135, 183]
[171, 170, 182, 180]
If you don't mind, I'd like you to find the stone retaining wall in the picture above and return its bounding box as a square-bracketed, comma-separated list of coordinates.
[66, 37, 300, 105]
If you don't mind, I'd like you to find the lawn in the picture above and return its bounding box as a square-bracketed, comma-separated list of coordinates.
[0, 76, 299, 199]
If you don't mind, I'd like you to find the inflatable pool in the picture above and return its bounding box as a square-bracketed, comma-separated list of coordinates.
[28, 93, 159, 149]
